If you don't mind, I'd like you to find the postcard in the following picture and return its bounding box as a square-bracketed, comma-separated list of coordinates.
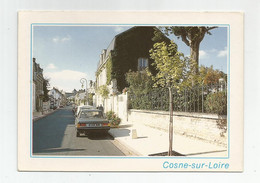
[18, 11, 243, 171]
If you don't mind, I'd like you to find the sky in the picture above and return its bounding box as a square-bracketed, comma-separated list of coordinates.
[33, 25, 228, 92]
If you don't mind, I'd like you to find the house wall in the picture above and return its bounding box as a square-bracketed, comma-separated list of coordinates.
[103, 93, 128, 122]
[95, 27, 169, 95]
[49, 88, 63, 107]
[33, 59, 44, 112]
[33, 82, 36, 112]
[97, 67, 107, 87]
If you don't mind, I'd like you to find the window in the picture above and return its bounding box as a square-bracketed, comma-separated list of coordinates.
[138, 58, 148, 70]
[80, 110, 103, 119]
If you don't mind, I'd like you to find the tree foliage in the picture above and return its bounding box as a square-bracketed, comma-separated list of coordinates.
[43, 78, 50, 102]
[204, 91, 227, 115]
[88, 93, 94, 106]
[97, 85, 109, 99]
[198, 65, 227, 85]
[149, 41, 186, 89]
[106, 57, 113, 85]
[158, 26, 217, 73]
[125, 70, 153, 95]
[104, 27, 169, 92]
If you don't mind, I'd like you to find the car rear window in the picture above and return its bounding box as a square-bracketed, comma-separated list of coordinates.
[80, 111, 103, 118]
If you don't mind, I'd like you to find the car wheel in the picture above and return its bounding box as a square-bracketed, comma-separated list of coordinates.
[76, 131, 80, 137]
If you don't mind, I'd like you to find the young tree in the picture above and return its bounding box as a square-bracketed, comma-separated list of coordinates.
[159, 26, 217, 73]
[149, 41, 186, 156]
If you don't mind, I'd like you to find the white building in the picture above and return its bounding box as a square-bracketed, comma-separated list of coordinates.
[75, 92, 86, 106]
[48, 87, 64, 108]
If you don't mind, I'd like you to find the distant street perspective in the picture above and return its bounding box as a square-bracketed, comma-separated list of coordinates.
[32, 26, 228, 157]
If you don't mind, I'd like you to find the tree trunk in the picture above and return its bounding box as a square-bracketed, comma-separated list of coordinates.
[190, 41, 200, 74]
[168, 87, 173, 156]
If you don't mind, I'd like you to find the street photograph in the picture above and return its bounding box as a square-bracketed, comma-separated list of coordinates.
[32, 25, 228, 157]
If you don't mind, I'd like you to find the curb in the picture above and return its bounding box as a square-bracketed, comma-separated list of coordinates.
[108, 131, 143, 156]
[33, 109, 57, 122]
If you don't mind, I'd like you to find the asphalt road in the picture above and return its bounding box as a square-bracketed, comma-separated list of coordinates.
[33, 107, 125, 156]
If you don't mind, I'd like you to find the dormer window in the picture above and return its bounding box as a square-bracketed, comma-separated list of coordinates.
[138, 58, 148, 70]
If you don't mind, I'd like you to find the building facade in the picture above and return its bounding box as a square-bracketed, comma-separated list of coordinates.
[48, 87, 65, 109]
[95, 26, 168, 107]
[33, 58, 44, 112]
[74, 90, 86, 106]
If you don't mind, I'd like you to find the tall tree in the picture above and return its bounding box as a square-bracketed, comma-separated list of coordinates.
[160, 26, 217, 73]
[198, 65, 227, 85]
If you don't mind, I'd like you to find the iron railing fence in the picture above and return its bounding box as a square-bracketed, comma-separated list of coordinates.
[128, 83, 227, 115]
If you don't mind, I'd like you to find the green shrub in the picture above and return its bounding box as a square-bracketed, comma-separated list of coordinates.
[97, 85, 109, 99]
[204, 91, 227, 115]
[106, 111, 121, 126]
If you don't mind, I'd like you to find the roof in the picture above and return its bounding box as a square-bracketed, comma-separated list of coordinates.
[97, 26, 157, 71]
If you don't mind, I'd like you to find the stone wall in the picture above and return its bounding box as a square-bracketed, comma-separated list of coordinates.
[128, 109, 227, 147]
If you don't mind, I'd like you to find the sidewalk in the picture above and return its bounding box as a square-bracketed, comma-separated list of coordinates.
[109, 121, 227, 157]
[33, 109, 56, 121]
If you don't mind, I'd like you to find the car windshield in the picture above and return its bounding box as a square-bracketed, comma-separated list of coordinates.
[79, 111, 103, 119]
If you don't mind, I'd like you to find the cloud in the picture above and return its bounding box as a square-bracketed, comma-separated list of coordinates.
[114, 26, 125, 33]
[52, 37, 59, 43]
[61, 35, 71, 42]
[46, 63, 56, 69]
[209, 48, 217, 53]
[199, 50, 209, 59]
[52, 35, 71, 43]
[218, 47, 228, 57]
[44, 70, 87, 92]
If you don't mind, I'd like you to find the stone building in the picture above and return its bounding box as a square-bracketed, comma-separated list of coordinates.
[33, 58, 44, 113]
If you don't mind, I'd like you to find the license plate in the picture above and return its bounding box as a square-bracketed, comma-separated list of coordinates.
[87, 123, 101, 127]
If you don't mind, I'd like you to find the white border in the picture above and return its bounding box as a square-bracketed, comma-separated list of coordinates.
[18, 11, 243, 172]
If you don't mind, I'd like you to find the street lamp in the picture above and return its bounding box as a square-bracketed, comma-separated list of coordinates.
[80, 78, 88, 105]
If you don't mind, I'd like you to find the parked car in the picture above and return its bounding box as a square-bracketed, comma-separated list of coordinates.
[75, 105, 95, 117]
[72, 105, 77, 114]
[75, 109, 110, 137]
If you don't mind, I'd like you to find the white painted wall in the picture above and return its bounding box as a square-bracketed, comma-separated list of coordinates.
[102, 93, 128, 122]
